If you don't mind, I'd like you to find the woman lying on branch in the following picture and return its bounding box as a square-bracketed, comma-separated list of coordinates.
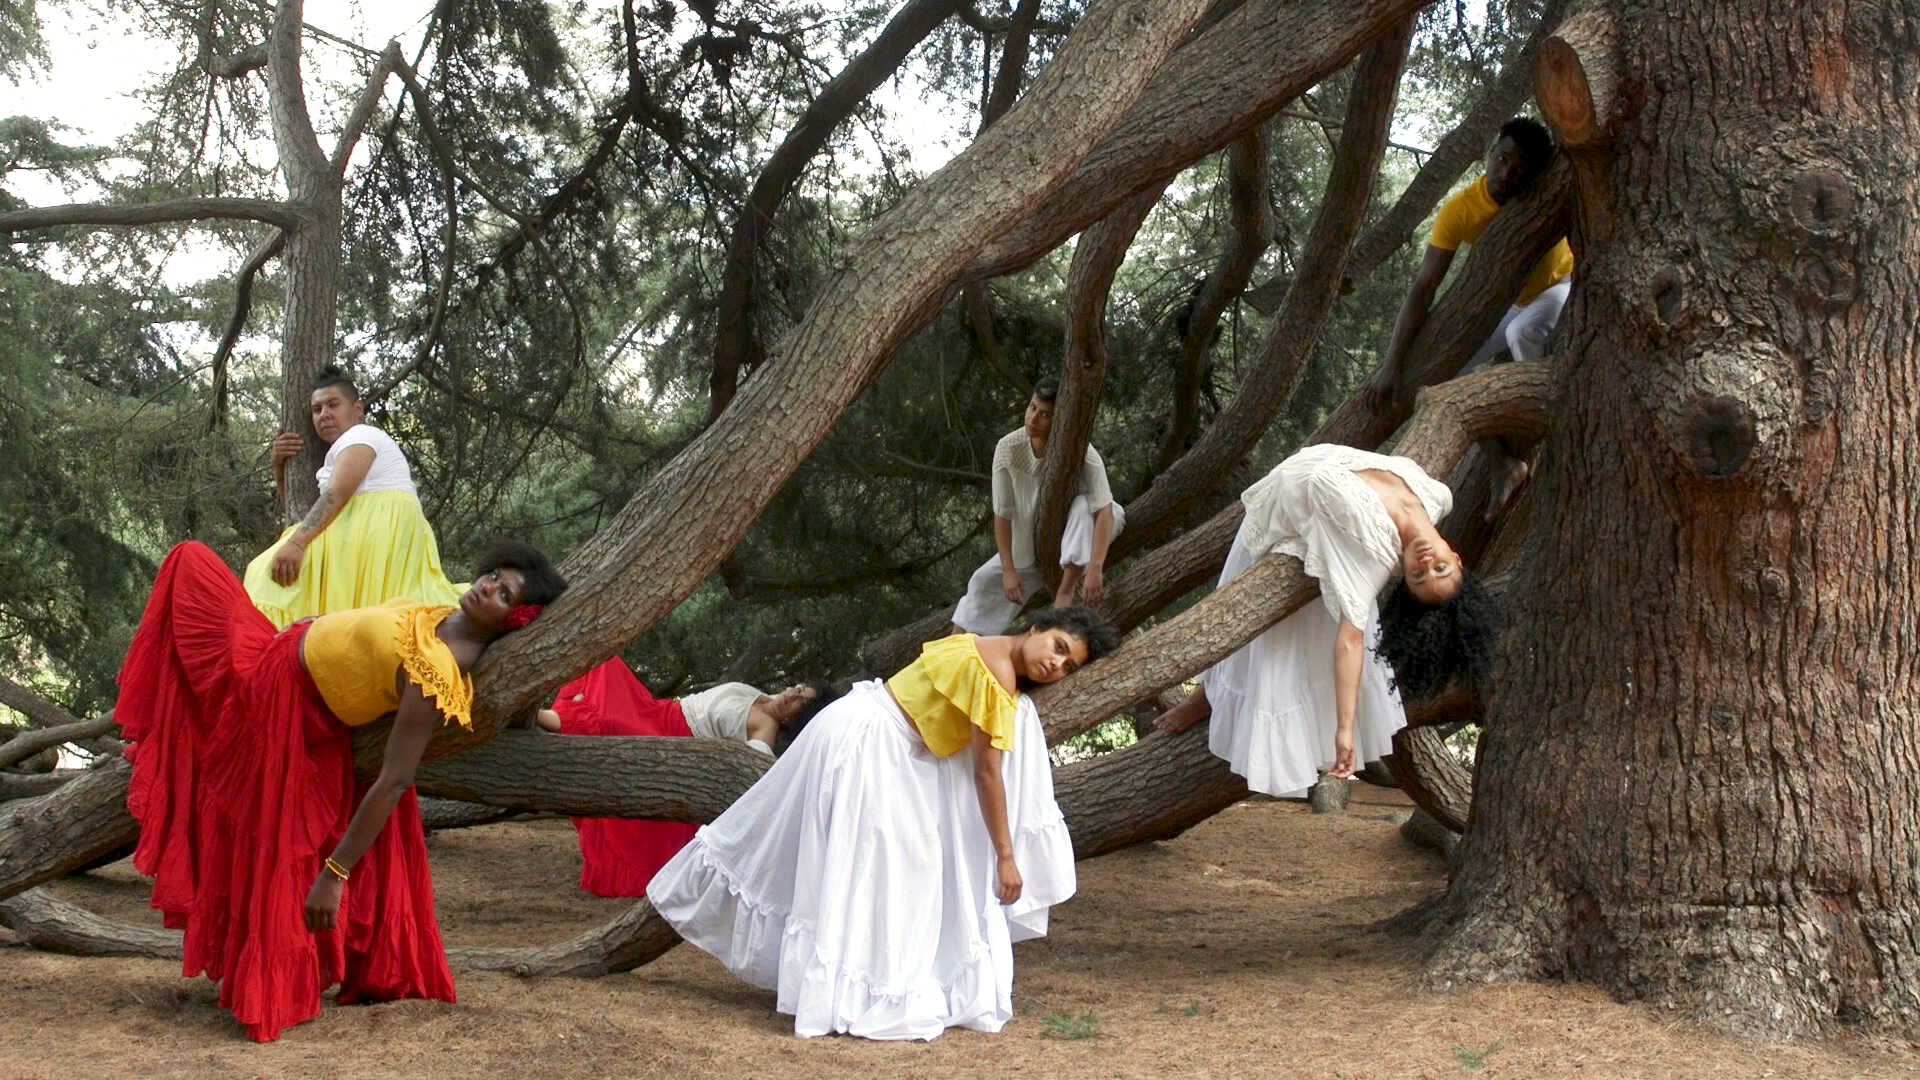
[1157, 443, 1497, 796]
[117, 539, 566, 1041]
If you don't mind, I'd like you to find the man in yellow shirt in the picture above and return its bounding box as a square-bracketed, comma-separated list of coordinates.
[1364, 117, 1569, 516]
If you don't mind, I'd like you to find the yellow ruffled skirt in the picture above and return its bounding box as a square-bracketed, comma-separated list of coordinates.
[243, 489, 465, 628]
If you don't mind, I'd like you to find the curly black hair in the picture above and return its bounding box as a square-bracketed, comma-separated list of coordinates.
[1499, 116, 1555, 172]
[474, 540, 569, 607]
[1023, 605, 1122, 661]
[1374, 573, 1499, 703]
[774, 680, 843, 756]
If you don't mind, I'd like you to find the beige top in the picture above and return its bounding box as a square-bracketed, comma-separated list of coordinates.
[990, 428, 1114, 569]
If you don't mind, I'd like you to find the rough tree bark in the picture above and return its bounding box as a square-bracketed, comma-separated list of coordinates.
[1118, 18, 1414, 554]
[390, 0, 1219, 771]
[1155, 127, 1274, 474]
[1424, 1, 1920, 1036]
[1031, 187, 1166, 583]
[705, 0, 968, 422]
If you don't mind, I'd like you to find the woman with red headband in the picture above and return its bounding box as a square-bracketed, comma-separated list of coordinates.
[117, 539, 566, 1041]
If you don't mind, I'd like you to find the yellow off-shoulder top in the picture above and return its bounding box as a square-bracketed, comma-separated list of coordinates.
[886, 633, 1018, 757]
[303, 600, 474, 730]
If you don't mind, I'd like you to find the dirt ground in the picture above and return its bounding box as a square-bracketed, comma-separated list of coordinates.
[5, 786, 1916, 1079]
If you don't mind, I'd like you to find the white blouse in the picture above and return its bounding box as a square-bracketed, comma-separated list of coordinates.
[1235, 444, 1453, 627]
[316, 424, 418, 497]
[989, 428, 1115, 569]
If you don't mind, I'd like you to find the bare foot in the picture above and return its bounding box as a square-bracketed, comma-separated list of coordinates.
[1154, 692, 1211, 734]
[1485, 453, 1531, 521]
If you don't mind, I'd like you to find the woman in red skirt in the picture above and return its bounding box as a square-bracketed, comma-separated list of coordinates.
[116, 539, 567, 1041]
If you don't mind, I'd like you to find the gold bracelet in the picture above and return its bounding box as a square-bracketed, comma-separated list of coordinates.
[323, 857, 351, 882]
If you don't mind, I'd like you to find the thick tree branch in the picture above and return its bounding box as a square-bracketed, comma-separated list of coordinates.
[0, 888, 183, 960]
[353, 0, 1215, 771]
[1119, 19, 1413, 554]
[0, 760, 136, 901]
[207, 43, 269, 80]
[1338, 0, 1566, 290]
[0, 197, 309, 233]
[0, 716, 115, 771]
[1030, 361, 1553, 744]
[706, 0, 969, 422]
[960, 0, 1436, 283]
[0, 675, 79, 730]
[1156, 125, 1275, 474]
[327, 40, 403, 174]
[1031, 187, 1164, 582]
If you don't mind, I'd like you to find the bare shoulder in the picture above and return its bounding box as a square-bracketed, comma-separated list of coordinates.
[970, 635, 1020, 695]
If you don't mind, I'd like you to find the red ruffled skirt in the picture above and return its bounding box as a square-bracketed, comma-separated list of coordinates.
[551, 658, 698, 897]
[117, 541, 455, 1042]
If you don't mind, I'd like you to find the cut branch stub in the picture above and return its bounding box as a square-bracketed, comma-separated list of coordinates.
[1535, 9, 1620, 151]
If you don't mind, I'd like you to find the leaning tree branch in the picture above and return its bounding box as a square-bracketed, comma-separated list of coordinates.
[206, 229, 290, 434]
[0, 675, 79, 730]
[707, 0, 969, 422]
[0, 759, 136, 901]
[960, 0, 1435, 283]
[0, 716, 116, 771]
[327, 40, 404, 175]
[1030, 360, 1553, 744]
[1118, 17, 1413, 555]
[343, 0, 1215, 773]
[1155, 123, 1275, 476]
[1030, 186, 1165, 585]
[0, 197, 309, 233]
[1337, 0, 1567, 290]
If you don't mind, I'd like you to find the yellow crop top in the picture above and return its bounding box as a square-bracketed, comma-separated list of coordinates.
[886, 634, 1018, 757]
[302, 600, 474, 730]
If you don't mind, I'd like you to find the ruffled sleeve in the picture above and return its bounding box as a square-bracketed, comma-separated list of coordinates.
[396, 606, 474, 730]
[887, 634, 1019, 756]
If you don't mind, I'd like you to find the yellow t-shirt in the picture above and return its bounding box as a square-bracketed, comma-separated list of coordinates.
[885, 634, 1018, 757]
[1430, 175, 1574, 306]
[302, 600, 474, 730]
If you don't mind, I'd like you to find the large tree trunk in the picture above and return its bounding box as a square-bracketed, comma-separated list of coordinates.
[1424, 2, 1920, 1036]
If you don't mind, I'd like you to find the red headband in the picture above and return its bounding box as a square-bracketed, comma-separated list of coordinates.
[503, 604, 543, 631]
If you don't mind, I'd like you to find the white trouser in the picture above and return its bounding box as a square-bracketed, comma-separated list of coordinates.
[1468, 277, 1571, 368]
[951, 497, 1125, 634]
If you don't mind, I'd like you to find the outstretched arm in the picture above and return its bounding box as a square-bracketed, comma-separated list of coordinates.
[1081, 504, 1116, 606]
[1329, 619, 1366, 778]
[1364, 245, 1455, 413]
[992, 515, 1023, 603]
[270, 443, 374, 586]
[305, 678, 438, 931]
[969, 723, 1021, 905]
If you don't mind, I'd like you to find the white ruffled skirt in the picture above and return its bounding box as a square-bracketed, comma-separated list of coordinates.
[1200, 534, 1406, 798]
[646, 679, 1076, 1040]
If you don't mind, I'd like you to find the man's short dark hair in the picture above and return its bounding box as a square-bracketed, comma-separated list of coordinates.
[1499, 117, 1555, 173]
[1031, 377, 1060, 404]
[311, 364, 361, 400]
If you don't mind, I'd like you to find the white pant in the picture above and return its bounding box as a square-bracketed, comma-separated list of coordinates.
[1469, 277, 1570, 367]
[951, 497, 1125, 634]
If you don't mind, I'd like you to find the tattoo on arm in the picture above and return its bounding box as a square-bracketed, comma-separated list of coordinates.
[293, 488, 338, 542]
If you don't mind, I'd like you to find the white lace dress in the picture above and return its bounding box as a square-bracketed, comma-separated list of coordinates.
[646, 680, 1075, 1040]
[1200, 444, 1453, 797]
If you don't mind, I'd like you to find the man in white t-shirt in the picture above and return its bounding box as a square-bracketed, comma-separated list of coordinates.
[950, 378, 1124, 635]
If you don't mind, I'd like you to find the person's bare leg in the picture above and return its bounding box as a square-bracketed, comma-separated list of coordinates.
[1482, 436, 1531, 521]
[1054, 564, 1084, 607]
[1154, 683, 1212, 733]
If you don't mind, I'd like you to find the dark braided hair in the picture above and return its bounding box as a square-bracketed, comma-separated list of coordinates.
[1374, 573, 1499, 703]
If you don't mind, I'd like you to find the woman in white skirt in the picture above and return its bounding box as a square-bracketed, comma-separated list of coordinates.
[1156, 443, 1497, 795]
[647, 607, 1121, 1040]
